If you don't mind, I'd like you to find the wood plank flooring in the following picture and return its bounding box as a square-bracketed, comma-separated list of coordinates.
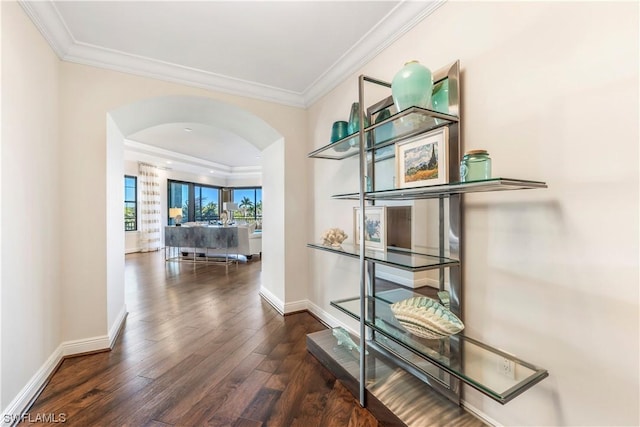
[20, 252, 380, 426]
[20, 251, 482, 426]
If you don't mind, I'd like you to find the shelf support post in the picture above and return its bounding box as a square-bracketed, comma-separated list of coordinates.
[357, 74, 367, 408]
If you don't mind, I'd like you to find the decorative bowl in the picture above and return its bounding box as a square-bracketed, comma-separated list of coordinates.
[390, 296, 464, 339]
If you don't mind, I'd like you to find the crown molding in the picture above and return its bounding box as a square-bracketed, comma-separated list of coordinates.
[64, 42, 307, 108]
[301, 0, 445, 106]
[18, 0, 72, 58]
[19, 0, 443, 109]
[123, 140, 262, 178]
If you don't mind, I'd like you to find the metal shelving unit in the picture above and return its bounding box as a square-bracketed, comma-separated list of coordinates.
[307, 60, 548, 412]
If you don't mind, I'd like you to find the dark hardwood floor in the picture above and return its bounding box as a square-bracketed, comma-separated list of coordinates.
[20, 251, 380, 426]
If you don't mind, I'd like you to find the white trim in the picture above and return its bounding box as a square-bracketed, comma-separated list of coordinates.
[461, 400, 500, 427]
[375, 270, 436, 289]
[1, 333, 114, 426]
[305, 301, 359, 338]
[60, 335, 110, 357]
[123, 140, 262, 179]
[108, 306, 128, 349]
[283, 299, 308, 314]
[259, 286, 284, 315]
[302, 0, 445, 106]
[1, 346, 62, 427]
[19, 0, 445, 108]
[18, 0, 73, 59]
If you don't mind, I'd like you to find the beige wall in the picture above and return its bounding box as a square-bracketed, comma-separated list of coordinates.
[307, 1, 638, 426]
[57, 61, 308, 342]
[1, 1, 62, 410]
[1, 2, 309, 415]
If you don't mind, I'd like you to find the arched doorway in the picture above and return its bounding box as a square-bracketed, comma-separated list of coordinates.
[106, 95, 286, 330]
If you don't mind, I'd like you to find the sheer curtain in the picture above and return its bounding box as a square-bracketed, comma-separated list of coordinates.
[138, 162, 162, 252]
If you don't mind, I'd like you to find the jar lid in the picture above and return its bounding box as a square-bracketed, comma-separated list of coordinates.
[465, 149, 489, 155]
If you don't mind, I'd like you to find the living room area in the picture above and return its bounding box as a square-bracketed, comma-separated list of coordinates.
[124, 159, 263, 262]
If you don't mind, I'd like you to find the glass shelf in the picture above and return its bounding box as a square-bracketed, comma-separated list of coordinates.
[331, 288, 548, 404]
[332, 177, 548, 200]
[308, 106, 459, 160]
[307, 243, 459, 272]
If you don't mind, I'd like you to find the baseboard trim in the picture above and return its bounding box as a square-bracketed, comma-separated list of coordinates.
[1, 331, 114, 426]
[108, 306, 128, 349]
[376, 270, 435, 288]
[283, 299, 307, 314]
[259, 286, 284, 315]
[1, 345, 63, 427]
[461, 400, 499, 426]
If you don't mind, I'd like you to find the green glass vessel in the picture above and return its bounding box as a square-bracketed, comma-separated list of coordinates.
[374, 108, 394, 144]
[347, 102, 369, 135]
[460, 150, 492, 182]
[391, 60, 433, 112]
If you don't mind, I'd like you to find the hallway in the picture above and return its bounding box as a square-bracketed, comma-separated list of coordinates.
[21, 252, 379, 426]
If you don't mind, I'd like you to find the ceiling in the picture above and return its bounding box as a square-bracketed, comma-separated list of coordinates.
[21, 0, 442, 174]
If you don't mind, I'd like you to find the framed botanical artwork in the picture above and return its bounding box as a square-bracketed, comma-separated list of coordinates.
[395, 127, 449, 188]
[353, 206, 387, 251]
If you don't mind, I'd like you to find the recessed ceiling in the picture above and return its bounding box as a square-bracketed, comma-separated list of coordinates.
[127, 122, 261, 170]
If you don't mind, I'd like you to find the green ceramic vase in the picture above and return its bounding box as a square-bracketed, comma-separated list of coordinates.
[391, 60, 433, 112]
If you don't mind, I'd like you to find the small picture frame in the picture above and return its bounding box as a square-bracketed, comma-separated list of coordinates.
[395, 127, 449, 188]
[353, 206, 387, 251]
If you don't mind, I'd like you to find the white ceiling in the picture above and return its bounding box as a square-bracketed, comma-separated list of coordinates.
[21, 0, 442, 172]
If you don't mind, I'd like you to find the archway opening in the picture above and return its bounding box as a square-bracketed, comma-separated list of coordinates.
[106, 95, 286, 331]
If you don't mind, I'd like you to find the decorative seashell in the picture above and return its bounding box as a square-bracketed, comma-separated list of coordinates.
[321, 228, 348, 247]
[390, 296, 464, 339]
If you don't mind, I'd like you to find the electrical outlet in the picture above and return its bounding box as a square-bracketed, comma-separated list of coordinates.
[498, 357, 515, 379]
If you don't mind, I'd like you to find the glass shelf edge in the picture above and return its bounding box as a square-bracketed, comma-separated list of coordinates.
[331, 178, 548, 200]
[307, 243, 460, 272]
[330, 294, 549, 404]
[308, 106, 459, 160]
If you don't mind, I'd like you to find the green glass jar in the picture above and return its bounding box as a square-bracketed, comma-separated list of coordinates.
[460, 150, 491, 182]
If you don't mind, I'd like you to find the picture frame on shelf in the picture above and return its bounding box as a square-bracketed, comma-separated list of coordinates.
[395, 127, 449, 188]
[353, 206, 387, 251]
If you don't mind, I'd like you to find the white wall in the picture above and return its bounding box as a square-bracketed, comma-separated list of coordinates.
[0, 0, 3, 408]
[260, 139, 286, 309]
[1, 1, 62, 411]
[106, 116, 126, 332]
[307, 2, 638, 426]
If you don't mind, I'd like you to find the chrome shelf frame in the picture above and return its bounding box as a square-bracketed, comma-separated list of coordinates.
[306, 59, 549, 409]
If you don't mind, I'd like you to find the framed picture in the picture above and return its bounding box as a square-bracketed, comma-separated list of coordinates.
[353, 206, 386, 251]
[395, 127, 449, 188]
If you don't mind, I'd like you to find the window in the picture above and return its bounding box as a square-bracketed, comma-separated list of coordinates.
[124, 175, 137, 231]
[232, 187, 262, 221]
[168, 180, 221, 224]
[167, 181, 262, 226]
[194, 185, 220, 222]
